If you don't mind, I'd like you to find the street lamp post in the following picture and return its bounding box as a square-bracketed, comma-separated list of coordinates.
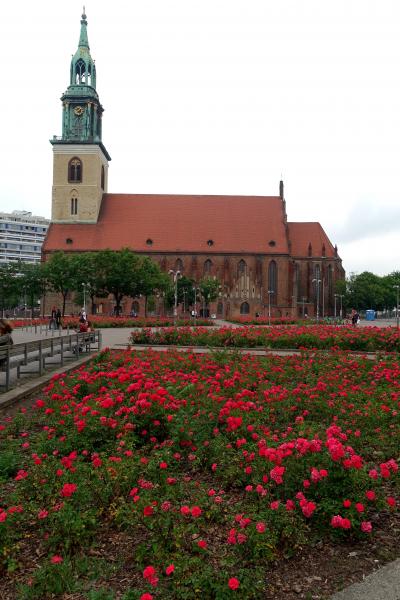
[394, 285, 400, 329]
[82, 283, 87, 315]
[302, 296, 306, 318]
[169, 270, 181, 326]
[267, 290, 274, 326]
[339, 294, 343, 318]
[334, 293, 338, 319]
[312, 278, 321, 321]
[193, 286, 200, 326]
[183, 289, 187, 315]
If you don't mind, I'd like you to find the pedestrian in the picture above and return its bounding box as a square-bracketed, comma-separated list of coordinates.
[79, 307, 87, 323]
[49, 306, 57, 330]
[56, 308, 62, 330]
[351, 310, 360, 326]
[0, 319, 13, 365]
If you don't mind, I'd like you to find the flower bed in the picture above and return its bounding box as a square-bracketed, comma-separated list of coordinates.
[11, 316, 212, 329]
[0, 349, 399, 598]
[130, 324, 400, 352]
[228, 317, 301, 325]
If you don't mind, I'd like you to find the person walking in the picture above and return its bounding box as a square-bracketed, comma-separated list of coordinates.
[56, 308, 62, 330]
[49, 306, 57, 330]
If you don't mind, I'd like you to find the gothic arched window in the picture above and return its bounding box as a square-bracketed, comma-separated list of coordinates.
[70, 196, 78, 215]
[268, 260, 278, 305]
[240, 302, 250, 315]
[204, 259, 212, 275]
[68, 157, 82, 183]
[101, 165, 105, 190]
[75, 59, 86, 84]
[175, 258, 184, 273]
[237, 259, 247, 277]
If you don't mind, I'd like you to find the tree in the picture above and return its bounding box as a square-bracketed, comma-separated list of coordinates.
[43, 251, 77, 316]
[136, 256, 169, 317]
[381, 271, 400, 311]
[94, 248, 143, 316]
[0, 263, 20, 315]
[19, 262, 46, 316]
[71, 253, 108, 315]
[199, 277, 221, 316]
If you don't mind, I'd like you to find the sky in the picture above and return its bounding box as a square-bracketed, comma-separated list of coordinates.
[1, 0, 399, 276]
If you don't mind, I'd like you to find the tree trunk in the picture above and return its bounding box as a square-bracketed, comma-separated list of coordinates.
[62, 292, 67, 317]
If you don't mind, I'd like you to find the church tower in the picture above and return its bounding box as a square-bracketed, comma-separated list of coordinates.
[50, 9, 111, 223]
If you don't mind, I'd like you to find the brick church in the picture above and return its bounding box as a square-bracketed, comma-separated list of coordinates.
[43, 11, 344, 319]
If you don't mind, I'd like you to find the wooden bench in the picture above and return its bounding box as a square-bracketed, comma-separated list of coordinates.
[0, 331, 102, 392]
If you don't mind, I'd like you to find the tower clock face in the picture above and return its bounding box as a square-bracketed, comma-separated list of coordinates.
[74, 105, 84, 116]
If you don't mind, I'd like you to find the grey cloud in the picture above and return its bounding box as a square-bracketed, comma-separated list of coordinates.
[334, 202, 400, 243]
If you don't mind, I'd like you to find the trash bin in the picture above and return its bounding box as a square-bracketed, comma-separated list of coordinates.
[365, 309, 375, 321]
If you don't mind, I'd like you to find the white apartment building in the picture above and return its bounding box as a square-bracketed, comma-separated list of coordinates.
[0, 211, 50, 264]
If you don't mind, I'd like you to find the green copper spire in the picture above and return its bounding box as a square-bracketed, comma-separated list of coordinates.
[78, 7, 90, 49]
[70, 8, 96, 88]
[51, 9, 111, 160]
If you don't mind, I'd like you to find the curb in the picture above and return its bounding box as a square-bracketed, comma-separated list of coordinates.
[330, 558, 400, 600]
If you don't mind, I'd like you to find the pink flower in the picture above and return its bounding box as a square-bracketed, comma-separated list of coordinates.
[386, 497, 396, 507]
[180, 505, 190, 515]
[60, 483, 77, 497]
[51, 555, 63, 564]
[256, 522, 266, 533]
[365, 490, 376, 501]
[191, 506, 202, 518]
[285, 499, 295, 511]
[228, 577, 240, 590]
[361, 521, 372, 533]
[143, 505, 154, 517]
[38, 509, 48, 519]
[143, 566, 156, 579]
[15, 470, 28, 481]
[197, 540, 207, 549]
[165, 564, 175, 575]
[140, 594, 153, 600]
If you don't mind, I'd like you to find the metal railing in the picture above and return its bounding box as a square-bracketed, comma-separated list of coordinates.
[0, 331, 102, 393]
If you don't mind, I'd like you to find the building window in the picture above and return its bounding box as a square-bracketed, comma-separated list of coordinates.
[101, 165, 105, 189]
[68, 157, 82, 183]
[237, 259, 247, 276]
[175, 258, 184, 273]
[204, 259, 212, 275]
[207, 239, 214, 246]
[268, 260, 278, 305]
[70, 197, 78, 215]
[146, 238, 153, 246]
[240, 302, 250, 315]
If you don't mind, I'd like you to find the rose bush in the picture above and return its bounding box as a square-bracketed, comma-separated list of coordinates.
[130, 324, 400, 352]
[0, 348, 399, 598]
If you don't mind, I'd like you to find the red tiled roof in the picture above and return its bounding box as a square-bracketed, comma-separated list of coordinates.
[288, 222, 336, 258]
[43, 194, 290, 254]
